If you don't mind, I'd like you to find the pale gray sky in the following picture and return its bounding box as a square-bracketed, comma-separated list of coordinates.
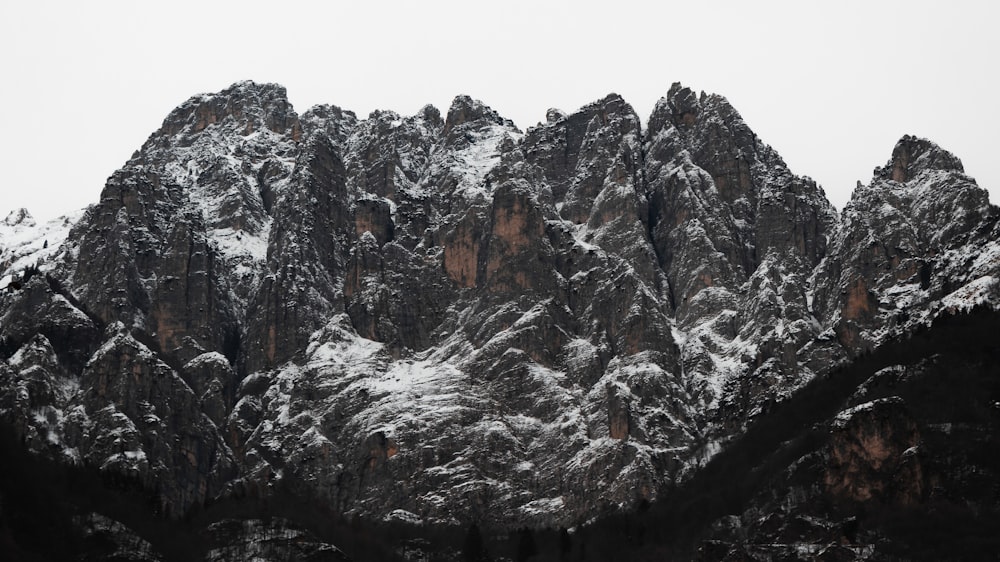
[2, 1, 998, 221]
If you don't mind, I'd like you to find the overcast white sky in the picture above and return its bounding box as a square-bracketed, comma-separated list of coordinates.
[2, 1, 998, 222]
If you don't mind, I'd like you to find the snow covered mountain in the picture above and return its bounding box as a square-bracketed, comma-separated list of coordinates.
[1, 81, 998, 560]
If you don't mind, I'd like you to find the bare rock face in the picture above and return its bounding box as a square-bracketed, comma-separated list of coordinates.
[1, 80, 999, 558]
[644, 83, 839, 442]
[812, 135, 999, 354]
[242, 133, 353, 373]
[693, 316, 1000, 560]
[825, 398, 922, 505]
[74, 322, 237, 513]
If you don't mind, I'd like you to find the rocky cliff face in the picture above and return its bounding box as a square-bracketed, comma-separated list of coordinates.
[686, 309, 1000, 561]
[1, 81, 998, 560]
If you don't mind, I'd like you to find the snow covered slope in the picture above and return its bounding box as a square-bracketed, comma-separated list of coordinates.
[0, 208, 82, 289]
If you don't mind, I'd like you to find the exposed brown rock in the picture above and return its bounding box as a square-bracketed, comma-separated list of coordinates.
[443, 210, 483, 288]
[824, 398, 920, 504]
[484, 184, 547, 292]
[353, 198, 394, 246]
[841, 278, 875, 323]
[608, 384, 631, 440]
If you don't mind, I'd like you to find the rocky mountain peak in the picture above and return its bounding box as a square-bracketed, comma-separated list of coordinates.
[876, 134, 966, 182]
[300, 103, 359, 146]
[443, 94, 516, 136]
[545, 108, 566, 123]
[155, 80, 301, 143]
[418, 103, 443, 126]
[663, 82, 701, 127]
[593, 91, 629, 109]
[587, 93, 639, 130]
[3, 208, 34, 227]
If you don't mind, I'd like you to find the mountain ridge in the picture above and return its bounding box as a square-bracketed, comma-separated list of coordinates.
[1, 80, 998, 560]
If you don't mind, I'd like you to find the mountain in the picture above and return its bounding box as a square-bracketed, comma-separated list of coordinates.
[0, 81, 997, 561]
